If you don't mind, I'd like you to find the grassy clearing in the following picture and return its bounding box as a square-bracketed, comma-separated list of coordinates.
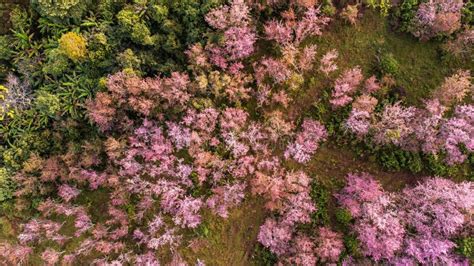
[180, 197, 268, 265]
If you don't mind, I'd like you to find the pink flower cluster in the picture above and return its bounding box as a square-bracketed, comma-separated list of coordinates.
[344, 70, 473, 165]
[264, 7, 330, 46]
[254, 166, 345, 263]
[319, 49, 339, 76]
[433, 69, 472, 105]
[207, 182, 246, 218]
[337, 172, 473, 264]
[411, 0, 464, 40]
[440, 105, 474, 165]
[257, 180, 314, 251]
[0, 243, 32, 265]
[205, 0, 256, 70]
[86, 71, 191, 131]
[346, 101, 473, 165]
[372, 102, 417, 146]
[252, 44, 322, 107]
[284, 119, 327, 164]
[330, 66, 364, 108]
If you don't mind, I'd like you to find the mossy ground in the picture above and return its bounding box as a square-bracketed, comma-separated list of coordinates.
[1, 9, 471, 265]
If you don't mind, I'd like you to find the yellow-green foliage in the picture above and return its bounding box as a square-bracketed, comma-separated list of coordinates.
[32, 0, 87, 20]
[150, 4, 169, 22]
[42, 49, 69, 76]
[1, 130, 52, 170]
[0, 36, 12, 61]
[35, 91, 61, 117]
[117, 7, 155, 45]
[117, 49, 142, 69]
[116, 7, 140, 27]
[9, 6, 30, 31]
[88, 33, 110, 63]
[287, 73, 305, 92]
[366, 0, 392, 16]
[58, 32, 87, 61]
[0, 85, 14, 121]
[0, 168, 14, 202]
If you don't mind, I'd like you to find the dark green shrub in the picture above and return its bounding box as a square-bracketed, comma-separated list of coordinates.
[461, 0, 474, 25]
[322, 0, 337, 16]
[376, 52, 400, 76]
[378, 148, 423, 173]
[344, 234, 361, 256]
[379, 149, 403, 171]
[424, 154, 460, 177]
[0, 168, 15, 202]
[0, 36, 13, 61]
[335, 208, 353, 227]
[457, 237, 474, 260]
[391, 0, 420, 32]
[31, 0, 92, 22]
[252, 243, 277, 266]
[310, 180, 330, 226]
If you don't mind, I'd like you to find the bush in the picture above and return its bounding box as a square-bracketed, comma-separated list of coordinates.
[462, 1, 474, 24]
[31, 0, 91, 21]
[310, 180, 330, 225]
[424, 154, 453, 176]
[34, 91, 60, 118]
[335, 208, 353, 227]
[378, 148, 423, 173]
[42, 49, 70, 76]
[366, 0, 392, 16]
[9, 5, 31, 31]
[391, 0, 420, 32]
[376, 52, 399, 76]
[117, 49, 142, 70]
[322, 0, 337, 16]
[253, 243, 278, 266]
[0, 36, 12, 61]
[340, 4, 359, 25]
[457, 237, 474, 260]
[0, 168, 15, 202]
[58, 32, 87, 61]
[343, 234, 361, 256]
[410, 0, 463, 40]
[441, 29, 474, 61]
